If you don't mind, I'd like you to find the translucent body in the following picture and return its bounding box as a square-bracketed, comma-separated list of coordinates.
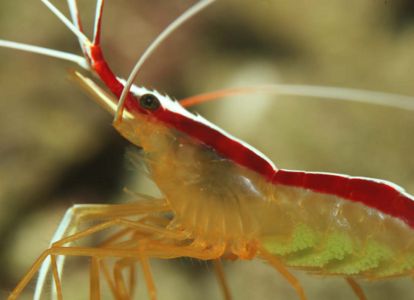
[2, 1, 414, 299]
[116, 112, 414, 279]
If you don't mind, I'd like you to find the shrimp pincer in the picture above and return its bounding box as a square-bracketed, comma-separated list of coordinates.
[1, 1, 414, 300]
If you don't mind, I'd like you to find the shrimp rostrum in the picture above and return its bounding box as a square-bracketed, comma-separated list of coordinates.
[2, 0, 414, 300]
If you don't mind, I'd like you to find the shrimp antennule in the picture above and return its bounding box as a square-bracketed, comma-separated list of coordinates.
[0, 39, 88, 68]
[115, 0, 217, 121]
[41, 0, 91, 47]
[180, 84, 414, 112]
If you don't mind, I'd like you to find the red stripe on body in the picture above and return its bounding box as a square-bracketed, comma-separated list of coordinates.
[155, 106, 414, 231]
[273, 169, 414, 229]
[90, 46, 148, 115]
[89, 45, 277, 180]
[88, 44, 414, 230]
[155, 110, 277, 180]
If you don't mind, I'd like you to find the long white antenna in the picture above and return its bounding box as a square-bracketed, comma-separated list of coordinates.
[0, 39, 88, 68]
[93, 0, 104, 44]
[41, 0, 91, 46]
[273, 84, 414, 111]
[179, 84, 414, 112]
[66, 0, 89, 58]
[114, 0, 216, 121]
[0, 0, 92, 69]
[67, 0, 81, 30]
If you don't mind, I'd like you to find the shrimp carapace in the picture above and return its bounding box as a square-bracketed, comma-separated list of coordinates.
[76, 67, 414, 280]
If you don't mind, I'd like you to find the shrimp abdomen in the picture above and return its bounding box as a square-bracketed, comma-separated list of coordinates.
[262, 181, 414, 279]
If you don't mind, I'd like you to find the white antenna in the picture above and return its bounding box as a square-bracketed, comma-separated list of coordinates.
[0, 0, 92, 68]
[66, 0, 89, 58]
[93, 0, 105, 44]
[0, 39, 88, 68]
[41, 0, 91, 46]
[114, 0, 216, 121]
[180, 84, 414, 112]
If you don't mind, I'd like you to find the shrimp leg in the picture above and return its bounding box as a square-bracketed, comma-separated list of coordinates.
[11, 201, 171, 300]
[213, 259, 232, 300]
[35, 200, 169, 300]
[258, 247, 307, 300]
[101, 257, 138, 300]
[126, 241, 228, 300]
[112, 258, 138, 300]
[345, 277, 367, 300]
[138, 252, 157, 300]
[9, 246, 155, 300]
[90, 257, 101, 300]
[50, 255, 63, 300]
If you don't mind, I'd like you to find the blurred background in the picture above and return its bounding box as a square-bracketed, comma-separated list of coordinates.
[1, 0, 414, 299]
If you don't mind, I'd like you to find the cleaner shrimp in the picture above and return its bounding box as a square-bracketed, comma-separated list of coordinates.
[1, 1, 414, 300]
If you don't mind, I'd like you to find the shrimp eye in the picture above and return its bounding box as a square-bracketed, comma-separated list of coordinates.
[139, 94, 160, 111]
